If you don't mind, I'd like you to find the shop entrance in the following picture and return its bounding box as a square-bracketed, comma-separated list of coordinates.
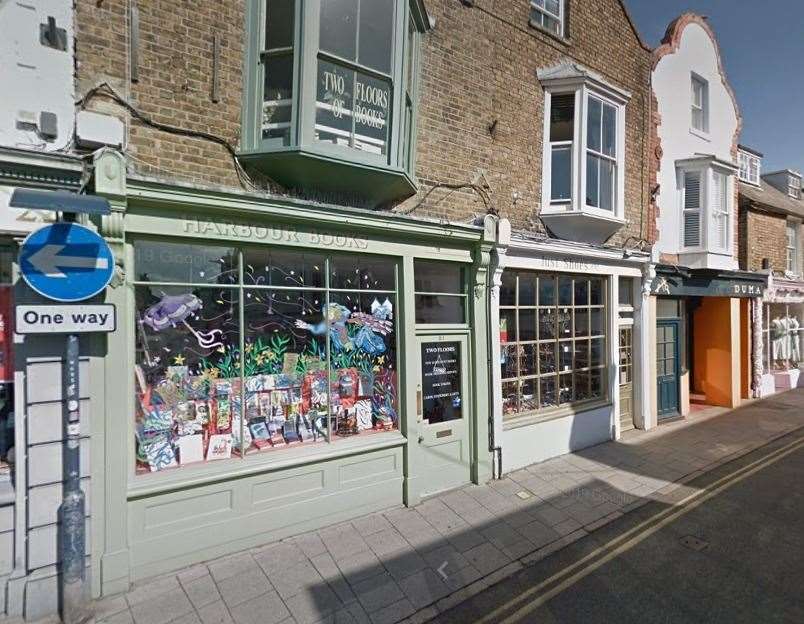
[656, 320, 680, 418]
[416, 334, 472, 497]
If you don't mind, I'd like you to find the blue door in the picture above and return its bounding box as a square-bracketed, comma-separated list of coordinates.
[656, 320, 680, 418]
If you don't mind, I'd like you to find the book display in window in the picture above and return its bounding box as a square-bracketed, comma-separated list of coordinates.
[133, 243, 399, 474]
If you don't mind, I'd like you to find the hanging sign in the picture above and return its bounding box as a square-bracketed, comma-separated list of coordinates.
[420, 341, 462, 424]
[19, 222, 115, 302]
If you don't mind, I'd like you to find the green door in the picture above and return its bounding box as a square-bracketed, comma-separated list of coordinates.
[416, 334, 472, 497]
[656, 320, 680, 418]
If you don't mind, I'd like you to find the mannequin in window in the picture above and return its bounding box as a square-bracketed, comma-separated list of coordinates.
[789, 314, 801, 366]
[770, 314, 786, 369]
[780, 314, 792, 369]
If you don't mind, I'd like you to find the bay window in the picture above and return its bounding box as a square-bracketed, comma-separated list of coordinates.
[241, 0, 430, 206]
[677, 157, 737, 266]
[538, 63, 630, 244]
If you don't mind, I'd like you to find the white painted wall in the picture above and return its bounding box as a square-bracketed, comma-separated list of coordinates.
[0, 0, 74, 152]
[653, 22, 739, 259]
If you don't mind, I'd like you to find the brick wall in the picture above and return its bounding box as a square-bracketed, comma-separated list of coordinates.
[76, 0, 245, 188]
[75, 0, 652, 244]
[740, 206, 787, 272]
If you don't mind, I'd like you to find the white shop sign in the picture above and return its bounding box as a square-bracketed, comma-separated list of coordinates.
[16, 304, 116, 334]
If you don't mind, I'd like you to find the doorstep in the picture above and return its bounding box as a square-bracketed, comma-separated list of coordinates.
[93, 389, 804, 624]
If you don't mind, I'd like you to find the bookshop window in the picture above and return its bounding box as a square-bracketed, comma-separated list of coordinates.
[133, 241, 398, 474]
[414, 260, 467, 324]
[500, 271, 607, 421]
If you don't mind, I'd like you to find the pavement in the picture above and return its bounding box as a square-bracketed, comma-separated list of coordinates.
[432, 419, 804, 623]
[92, 389, 804, 624]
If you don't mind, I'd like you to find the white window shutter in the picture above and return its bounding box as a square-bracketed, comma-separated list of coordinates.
[683, 171, 701, 247]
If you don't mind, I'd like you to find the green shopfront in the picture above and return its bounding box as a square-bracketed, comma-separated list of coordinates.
[92, 167, 495, 594]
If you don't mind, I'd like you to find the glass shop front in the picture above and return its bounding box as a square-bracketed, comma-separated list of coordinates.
[132, 240, 400, 472]
[109, 197, 490, 589]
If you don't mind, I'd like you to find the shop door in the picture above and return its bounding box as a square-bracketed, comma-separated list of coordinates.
[618, 325, 634, 431]
[656, 320, 680, 418]
[416, 335, 472, 497]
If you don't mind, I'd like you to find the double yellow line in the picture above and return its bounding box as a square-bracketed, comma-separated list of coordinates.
[476, 434, 804, 624]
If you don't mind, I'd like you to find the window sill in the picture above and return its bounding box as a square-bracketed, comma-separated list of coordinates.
[689, 127, 711, 142]
[527, 19, 571, 47]
[539, 208, 625, 244]
[502, 398, 612, 431]
[128, 431, 407, 500]
[238, 147, 417, 208]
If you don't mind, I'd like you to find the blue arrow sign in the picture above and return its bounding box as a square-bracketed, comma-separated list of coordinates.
[19, 223, 115, 302]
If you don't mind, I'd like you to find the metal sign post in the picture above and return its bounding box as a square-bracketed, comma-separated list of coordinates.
[18, 216, 115, 624]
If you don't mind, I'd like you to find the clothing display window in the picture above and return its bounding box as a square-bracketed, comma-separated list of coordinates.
[763, 303, 802, 372]
[499, 271, 607, 422]
[133, 240, 398, 474]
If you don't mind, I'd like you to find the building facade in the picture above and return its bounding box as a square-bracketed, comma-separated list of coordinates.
[737, 150, 804, 396]
[648, 14, 764, 424]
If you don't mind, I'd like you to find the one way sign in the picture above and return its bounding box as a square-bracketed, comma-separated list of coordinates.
[19, 223, 115, 302]
[16, 304, 116, 334]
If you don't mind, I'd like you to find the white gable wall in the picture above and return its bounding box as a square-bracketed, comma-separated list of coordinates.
[653, 22, 739, 257]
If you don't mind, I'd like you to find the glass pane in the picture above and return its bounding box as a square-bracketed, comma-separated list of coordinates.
[590, 308, 604, 336]
[265, 0, 294, 50]
[539, 343, 556, 374]
[518, 274, 536, 306]
[520, 344, 538, 377]
[243, 248, 325, 288]
[559, 373, 572, 404]
[657, 298, 680, 318]
[538, 308, 556, 340]
[602, 102, 616, 157]
[263, 53, 294, 143]
[586, 155, 599, 207]
[590, 278, 604, 305]
[500, 343, 517, 380]
[574, 370, 590, 401]
[319, 0, 358, 61]
[618, 278, 633, 306]
[558, 307, 572, 337]
[502, 381, 519, 417]
[587, 97, 601, 153]
[559, 341, 572, 372]
[520, 379, 538, 412]
[518, 309, 537, 341]
[135, 286, 240, 473]
[546, 0, 561, 15]
[414, 260, 464, 294]
[315, 60, 354, 149]
[134, 241, 238, 284]
[591, 337, 605, 366]
[421, 341, 462, 424]
[574, 308, 589, 337]
[352, 71, 391, 156]
[600, 158, 614, 211]
[415, 295, 465, 324]
[540, 377, 557, 408]
[330, 254, 395, 290]
[329, 293, 399, 435]
[575, 340, 590, 369]
[550, 94, 574, 142]
[500, 308, 516, 343]
[551, 146, 572, 202]
[574, 279, 588, 305]
[558, 277, 573, 305]
[500, 272, 516, 306]
[590, 369, 604, 399]
[539, 276, 556, 306]
[358, 0, 394, 74]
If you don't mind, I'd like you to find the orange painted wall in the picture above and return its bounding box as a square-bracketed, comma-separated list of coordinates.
[692, 297, 739, 407]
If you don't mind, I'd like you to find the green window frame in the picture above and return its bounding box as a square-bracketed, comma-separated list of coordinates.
[242, 0, 427, 179]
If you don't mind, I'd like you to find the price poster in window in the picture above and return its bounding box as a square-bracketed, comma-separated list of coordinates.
[421, 342, 462, 424]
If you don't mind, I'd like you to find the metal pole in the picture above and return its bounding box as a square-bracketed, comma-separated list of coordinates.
[61, 333, 89, 623]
